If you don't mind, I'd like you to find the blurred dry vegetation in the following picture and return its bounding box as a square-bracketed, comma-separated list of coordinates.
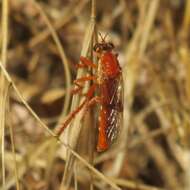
[1, 0, 190, 190]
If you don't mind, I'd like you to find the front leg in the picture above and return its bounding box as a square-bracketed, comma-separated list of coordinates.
[76, 56, 97, 69]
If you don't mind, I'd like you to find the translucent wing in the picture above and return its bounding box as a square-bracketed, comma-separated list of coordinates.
[105, 74, 123, 145]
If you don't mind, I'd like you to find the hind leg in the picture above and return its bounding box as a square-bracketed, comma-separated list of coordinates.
[56, 84, 98, 136]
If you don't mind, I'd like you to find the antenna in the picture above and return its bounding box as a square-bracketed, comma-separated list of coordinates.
[98, 32, 108, 42]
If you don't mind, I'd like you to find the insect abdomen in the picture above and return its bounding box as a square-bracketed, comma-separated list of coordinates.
[97, 107, 109, 152]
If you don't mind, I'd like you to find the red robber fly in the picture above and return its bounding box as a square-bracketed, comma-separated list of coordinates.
[56, 33, 123, 152]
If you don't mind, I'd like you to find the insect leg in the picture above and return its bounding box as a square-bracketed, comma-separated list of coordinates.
[78, 95, 109, 152]
[87, 96, 101, 106]
[74, 76, 96, 83]
[72, 75, 97, 95]
[56, 84, 97, 136]
[56, 99, 88, 136]
[79, 95, 101, 123]
[76, 56, 97, 69]
[71, 82, 83, 94]
[81, 95, 101, 119]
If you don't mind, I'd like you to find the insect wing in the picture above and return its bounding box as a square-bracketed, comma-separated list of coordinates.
[106, 74, 124, 145]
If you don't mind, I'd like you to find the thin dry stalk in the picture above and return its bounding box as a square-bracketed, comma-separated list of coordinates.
[0, 0, 9, 188]
[181, 0, 190, 35]
[7, 94, 20, 190]
[0, 84, 9, 189]
[139, 0, 160, 57]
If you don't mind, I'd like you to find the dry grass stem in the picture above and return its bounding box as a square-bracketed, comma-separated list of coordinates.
[8, 96, 20, 190]
[0, 0, 9, 188]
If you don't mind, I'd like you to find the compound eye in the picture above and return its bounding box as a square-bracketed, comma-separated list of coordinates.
[108, 42, 114, 49]
[93, 44, 99, 52]
[93, 43, 102, 53]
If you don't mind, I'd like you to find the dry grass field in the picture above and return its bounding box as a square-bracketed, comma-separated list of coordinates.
[1, 0, 190, 189]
